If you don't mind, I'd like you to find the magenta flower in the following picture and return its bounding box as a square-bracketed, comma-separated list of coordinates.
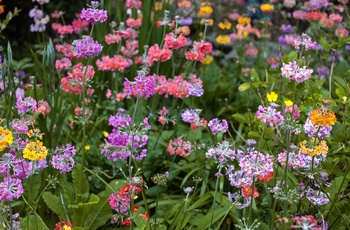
[0, 178, 24, 202]
[80, 1, 108, 24]
[256, 105, 284, 127]
[208, 118, 228, 135]
[16, 96, 37, 114]
[74, 36, 103, 58]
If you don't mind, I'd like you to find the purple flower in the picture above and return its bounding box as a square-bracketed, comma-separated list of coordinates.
[51, 144, 76, 174]
[179, 17, 193, 26]
[310, 0, 329, 9]
[280, 24, 293, 33]
[29, 6, 43, 19]
[74, 36, 103, 58]
[304, 117, 332, 138]
[80, 2, 108, 24]
[256, 105, 284, 127]
[188, 84, 204, 97]
[306, 187, 329, 206]
[281, 61, 313, 83]
[12, 117, 30, 134]
[294, 33, 317, 51]
[205, 141, 235, 167]
[16, 96, 37, 114]
[108, 109, 133, 128]
[181, 109, 201, 123]
[134, 75, 156, 98]
[208, 118, 228, 135]
[0, 178, 24, 201]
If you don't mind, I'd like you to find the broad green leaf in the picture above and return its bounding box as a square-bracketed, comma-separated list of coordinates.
[20, 213, 49, 230]
[197, 207, 227, 229]
[42, 191, 67, 220]
[72, 164, 89, 202]
[320, 37, 330, 51]
[232, 113, 246, 124]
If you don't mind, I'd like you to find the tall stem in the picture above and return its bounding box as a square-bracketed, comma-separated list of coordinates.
[209, 167, 222, 229]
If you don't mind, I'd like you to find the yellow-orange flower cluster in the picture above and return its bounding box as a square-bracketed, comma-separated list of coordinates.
[300, 138, 328, 156]
[23, 140, 48, 161]
[309, 108, 336, 127]
[260, 4, 274, 13]
[237, 16, 251, 25]
[216, 35, 231, 45]
[0, 126, 13, 151]
[198, 5, 213, 17]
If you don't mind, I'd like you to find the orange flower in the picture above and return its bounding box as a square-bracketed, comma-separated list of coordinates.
[309, 108, 336, 127]
[300, 138, 328, 156]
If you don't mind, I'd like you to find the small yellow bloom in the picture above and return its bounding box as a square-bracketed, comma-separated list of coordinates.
[218, 20, 232, 30]
[237, 16, 251, 25]
[237, 30, 249, 39]
[201, 55, 214, 64]
[27, 129, 34, 138]
[85, 145, 90, 150]
[216, 35, 231, 45]
[267, 92, 278, 102]
[103, 131, 109, 137]
[155, 1, 162, 11]
[0, 126, 13, 152]
[284, 100, 293, 106]
[63, 225, 72, 230]
[198, 6, 213, 17]
[200, 18, 214, 26]
[23, 140, 48, 161]
[260, 4, 274, 13]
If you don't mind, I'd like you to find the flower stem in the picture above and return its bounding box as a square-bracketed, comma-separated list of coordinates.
[209, 167, 222, 229]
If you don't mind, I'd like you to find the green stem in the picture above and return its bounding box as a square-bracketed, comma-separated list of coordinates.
[329, 60, 334, 98]
[209, 167, 222, 229]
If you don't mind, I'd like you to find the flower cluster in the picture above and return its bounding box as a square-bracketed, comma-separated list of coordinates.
[80, 1, 108, 24]
[29, 5, 50, 32]
[293, 33, 317, 50]
[206, 141, 236, 169]
[181, 109, 207, 130]
[305, 187, 329, 206]
[109, 184, 145, 226]
[61, 63, 95, 94]
[96, 55, 132, 72]
[291, 215, 322, 230]
[304, 117, 332, 138]
[101, 109, 148, 162]
[16, 96, 37, 114]
[300, 138, 328, 156]
[208, 118, 228, 135]
[74, 35, 103, 58]
[147, 44, 172, 66]
[256, 105, 284, 127]
[185, 41, 212, 62]
[0, 127, 13, 151]
[51, 144, 76, 174]
[23, 140, 48, 161]
[281, 61, 313, 83]
[164, 32, 187, 49]
[167, 137, 193, 157]
[123, 75, 156, 99]
[309, 107, 336, 127]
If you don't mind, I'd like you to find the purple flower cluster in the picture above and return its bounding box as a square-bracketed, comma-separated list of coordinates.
[0, 178, 23, 201]
[29, 6, 50, 32]
[123, 75, 156, 99]
[309, 0, 329, 9]
[280, 24, 293, 33]
[208, 118, 228, 135]
[294, 33, 317, 51]
[51, 144, 77, 174]
[101, 109, 148, 162]
[80, 1, 108, 24]
[277, 150, 326, 170]
[181, 109, 201, 123]
[316, 66, 329, 81]
[16, 96, 37, 114]
[205, 141, 236, 168]
[109, 190, 130, 217]
[12, 117, 30, 134]
[281, 61, 313, 83]
[108, 109, 133, 128]
[256, 105, 284, 127]
[304, 117, 332, 138]
[188, 84, 204, 97]
[305, 187, 329, 206]
[74, 36, 103, 58]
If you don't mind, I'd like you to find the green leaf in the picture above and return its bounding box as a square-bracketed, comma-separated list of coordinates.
[248, 131, 261, 139]
[72, 164, 89, 202]
[232, 113, 246, 124]
[42, 191, 67, 220]
[197, 207, 227, 229]
[20, 213, 49, 230]
[320, 37, 330, 51]
[238, 83, 251, 92]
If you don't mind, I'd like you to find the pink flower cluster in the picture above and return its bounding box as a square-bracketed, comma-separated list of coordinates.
[164, 33, 187, 49]
[281, 61, 313, 83]
[52, 15, 89, 36]
[55, 43, 78, 59]
[167, 137, 193, 157]
[96, 55, 132, 72]
[256, 105, 284, 127]
[185, 41, 213, 62]
[147, 44, 172, 66]
[291, 215, 322, 230]
[55, 57, 72, 71]
[61, 63, 95, 94]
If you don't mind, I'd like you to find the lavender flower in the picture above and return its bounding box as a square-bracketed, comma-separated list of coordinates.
[108, 109, 133, 128]
[205, 141, 236, 167]
[280, 24, 293, 33]
[80, 2, 108, 24]
[208, 118, 228, 135]
[0, 178, 24, 201]
[181, 109, 201, 123]
[74, 36, 103, 58]
[304, 117, 332, 138]
[188, 84, 204, 97]
[294, 33, 317, 51]
[15, 96, 37, 114]
[281, 61, 313, 83]
[306, 187, 329, 206]
[256, 105, 284, 127]
[179, 17, 193, 26]
[51, 144, 76, 174]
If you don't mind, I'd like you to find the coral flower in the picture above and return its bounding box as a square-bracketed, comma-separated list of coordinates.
[309, 108, 336, 127]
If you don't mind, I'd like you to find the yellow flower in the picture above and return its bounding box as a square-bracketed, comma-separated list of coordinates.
[218, 20, 232, 30]
[300, 138, 328, 156]
[260, 4, 274, 13]
[63, 225, 72, 230]
[237, 16, 251, 25]
[284, 100, 293, 106]
[198, 6, 213, 17]
[267, 92, 278, 102]
[237, 30, 249, 39]
[23, 140, 48, 161]
[0, 126, 13, 152]
[85, 145, 90, 150]
[201, 55, 214, 64]
[200, 18, 214, 26]
[216, 35, 231, 45]
[103, 131, 109, 137]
